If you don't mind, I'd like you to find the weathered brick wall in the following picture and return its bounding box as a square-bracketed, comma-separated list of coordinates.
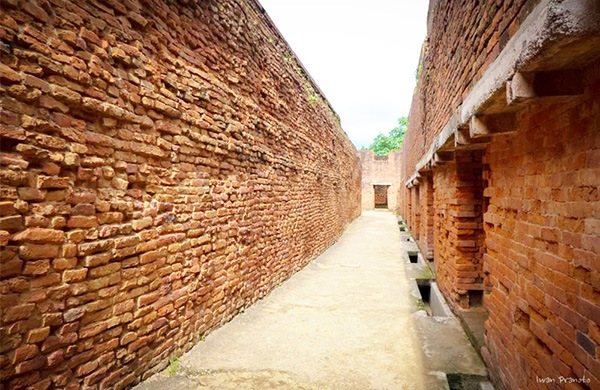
[400, 91, 423, 223]
[357, 150, 401, 213]
[403, 0, 541, 177]
[0, 0, 360, 388]
[482, 60, 600, 389]
[401, 0, 600, 388]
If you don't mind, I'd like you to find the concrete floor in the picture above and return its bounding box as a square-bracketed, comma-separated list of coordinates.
[134, 211, 487, 390]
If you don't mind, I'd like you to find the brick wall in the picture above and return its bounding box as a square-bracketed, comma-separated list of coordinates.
[400, 0, 600, 388]
[0, 0, 360, 388]
[481, 62, 600, 389]
[357, 150, 401, 213]
[403, 0, 541, 179]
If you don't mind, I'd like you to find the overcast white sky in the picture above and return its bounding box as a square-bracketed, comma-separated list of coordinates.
[259, 0, 429, 149]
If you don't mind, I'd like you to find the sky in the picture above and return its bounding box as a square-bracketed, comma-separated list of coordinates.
[259, 0, 429, 149]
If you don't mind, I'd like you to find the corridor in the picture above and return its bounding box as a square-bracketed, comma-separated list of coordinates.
[135, 211, 429, 389]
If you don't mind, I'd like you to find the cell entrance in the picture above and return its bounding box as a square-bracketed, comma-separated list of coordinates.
[373, 184, 390, 208]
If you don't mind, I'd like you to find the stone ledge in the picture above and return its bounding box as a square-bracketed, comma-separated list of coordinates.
[406, 0, 600, 188]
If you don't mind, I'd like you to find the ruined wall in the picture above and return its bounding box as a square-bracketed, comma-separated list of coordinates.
[401, 0, 600, 388]
[357, 150, 401, 213]
[0, 0, 361, 388]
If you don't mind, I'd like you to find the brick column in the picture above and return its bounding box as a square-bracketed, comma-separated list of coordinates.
[434, 150, 486, 309]
[418, 173, 435, 260]
[411, 186, 421, 240]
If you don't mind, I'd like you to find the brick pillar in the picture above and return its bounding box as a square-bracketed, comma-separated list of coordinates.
[435, 150, 486, 309]
[411, 186, 421, 239]
[418, 173, 435, 260]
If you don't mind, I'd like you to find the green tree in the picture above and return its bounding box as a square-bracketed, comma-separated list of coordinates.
[368, 116, 408, 156]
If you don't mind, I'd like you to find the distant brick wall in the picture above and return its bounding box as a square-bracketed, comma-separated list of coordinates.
[400, 0, 600, 388]
[357, 150, 401, 213]
[0, 0, 360, 388]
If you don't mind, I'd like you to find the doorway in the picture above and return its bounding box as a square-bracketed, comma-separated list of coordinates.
[373, 184, 390, 208]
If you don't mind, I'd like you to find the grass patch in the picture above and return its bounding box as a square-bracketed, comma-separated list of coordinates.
[167, 357, 180, 376]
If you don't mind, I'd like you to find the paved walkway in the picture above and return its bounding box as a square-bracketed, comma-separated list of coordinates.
[136, 211, 429, 389]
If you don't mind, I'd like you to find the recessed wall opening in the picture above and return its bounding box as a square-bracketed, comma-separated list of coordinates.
[468, 290, 484, 308]
[408, 251, 419, 263]
[447, 373, 490, 390]
[373, 184, 390, 209]
[417, 281, 432, 316]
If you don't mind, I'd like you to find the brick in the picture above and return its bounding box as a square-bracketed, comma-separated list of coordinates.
[0, 230, 9, 246]
[11, 344, 39, 364]
[0, 258, 23, 278]
[15, 355, 46, 374]
[79, 321, 108, 339]
[47, 349, 65, 366]
[77, 239, 113, 256]
[71, 203, 96, 216]
[22, 1, 49, 22]
[37, 176, 70, 189]
[68, 192, 96, 204]
[132, 217, 153, 231]
[63, 268, 88, 282]
[19, 243, 60, 260]
[53, 257, 77, 270]
[22, 259, 50, 275]
[18, 187, 46, 201]
[137, 291, 159, 307]
[120, 332, 137, 345]
[82, 252, 111, 267]
[41, 162, 61, 176]
[67, 216, 98, 228]
[22, 74, 50, 93]
[31, 273, 61, 288]
[12, 228, 65, 243]
[89, 262, 120, 278]
[26, 327, 51, 343]
[63, 307, 86, 323]
[0, 63, 21, 84]
[3, 303, 35, 322]
[139, 250, 159, 264]
[0, 215, 23, 232]
[0, 201, 16, 216]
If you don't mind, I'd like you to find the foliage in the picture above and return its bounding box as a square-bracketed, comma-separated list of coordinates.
[167, 358, 180, 376]
[367, 116, 408, 156]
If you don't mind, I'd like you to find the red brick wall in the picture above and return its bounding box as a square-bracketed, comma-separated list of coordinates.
[400, 0, 600, 388]
[481, 60, 600, 389]
[0, 0, 360, 388]
[404, 0, 541, 180]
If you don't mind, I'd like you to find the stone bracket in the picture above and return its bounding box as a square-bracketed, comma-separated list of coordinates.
[455, 125, 492, 147]
[405, 0, 600, 188]
[433, 152, 454, 165]
[469, 113, 518, 138]
[507, 70, 585, 106]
